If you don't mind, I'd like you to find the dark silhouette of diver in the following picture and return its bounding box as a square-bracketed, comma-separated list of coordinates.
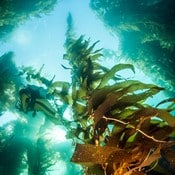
[18, 85, 61, 125]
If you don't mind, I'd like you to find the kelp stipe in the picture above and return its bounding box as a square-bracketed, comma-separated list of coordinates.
[62, 14, 175, 175]
[0, 52, 22, 113]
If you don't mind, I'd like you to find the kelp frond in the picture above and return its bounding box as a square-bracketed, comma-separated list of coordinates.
[14, 13, 175, 175]
[61, 15, 175, 175]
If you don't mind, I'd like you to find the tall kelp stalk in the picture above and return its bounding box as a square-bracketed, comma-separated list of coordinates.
[61, 14, 175, 175]
[0, 52, 21, 114]
[90, 0, 175, 97]
[27, 138, 59, 175]
[0, 121, 30, 175]
[0, 120, 58, 175]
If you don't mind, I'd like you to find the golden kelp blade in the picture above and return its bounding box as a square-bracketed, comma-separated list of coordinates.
[71, 144, 130, 165]
[98, 63, 135, 88]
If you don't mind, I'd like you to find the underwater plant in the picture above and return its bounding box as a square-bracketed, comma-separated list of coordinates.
[27, 138, 59, 175]
[0, 0, 58, 40]
[16, 13, 175, 175]
[0, 123, 59, 175]
[18, 63, 71, 127]
[61, 13, 175, 175]
[90, 0, 175, 96]
[0, 52, 21, 114]
[1, 11, 175, 175]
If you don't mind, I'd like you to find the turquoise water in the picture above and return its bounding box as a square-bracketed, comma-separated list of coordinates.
[0, 0, 175, 175]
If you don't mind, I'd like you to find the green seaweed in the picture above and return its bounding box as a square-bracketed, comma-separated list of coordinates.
[90, 0, 175, 96]
[0, 52, 21, 113]
[2, 11, 175, 175]
[61, 14, 175, 175]
[0, 0, 58, 40]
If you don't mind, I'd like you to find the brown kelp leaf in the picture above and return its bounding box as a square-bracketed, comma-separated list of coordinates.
[150, 125, 172, 140]
[130, 171, 146, 175]
[131, 108, 158, 123]
[95, 118, 108, 136]
[90, 82, 162, 116]
[137, 145, 161, 169]
[89, 80, 148, 112]
[125, 83, 164, 94]
[71, 144, 130, 165]
[125, 145, 161, 175]
[88, 86, 120, 112]
[132, 108, 175, 127]
[116, 87, 163, 109]
[93, 92, 123, 125]
[90, 82, 162, 125]
[153, 108, 175, 127]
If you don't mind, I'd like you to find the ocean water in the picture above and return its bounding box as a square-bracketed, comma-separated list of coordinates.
[0, 0, 175, 175]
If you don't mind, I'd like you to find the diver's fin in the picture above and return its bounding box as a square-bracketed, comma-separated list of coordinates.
[34, 99, 61, 125]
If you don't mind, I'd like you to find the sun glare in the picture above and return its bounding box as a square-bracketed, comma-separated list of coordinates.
[0, 111, 18, 126]
[12, 29, 31, 46]
[45, 126, 67, 143]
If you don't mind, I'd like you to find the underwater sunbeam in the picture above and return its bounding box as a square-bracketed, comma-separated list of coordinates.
[12, 29, 32, 46]
[45, 126, 66, 143]
[0, 111, 18, 126]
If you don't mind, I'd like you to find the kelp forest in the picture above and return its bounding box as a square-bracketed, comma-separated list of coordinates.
[90, 0, 175, 97]
[1, 1, 175, 175]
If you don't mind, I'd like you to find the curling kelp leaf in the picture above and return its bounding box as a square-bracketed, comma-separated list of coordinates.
[124, 83, 164, 94]
[98, 63, 135, 88]
[156, 98, 175, 107]
[116, 87, 163, 108]
[126, 145, 161, 175]
[89, 80, 157, 112]
[156, 98, 175, 112]
[154, 109, 175, 127]
[91, 83, 163, 125]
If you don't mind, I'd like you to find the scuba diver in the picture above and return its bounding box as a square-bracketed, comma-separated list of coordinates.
[17, 85, 61, 125]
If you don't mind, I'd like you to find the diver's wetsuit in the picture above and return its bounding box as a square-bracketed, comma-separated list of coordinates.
[18, 84, 69, 126]
[19, 85, 48, 112]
